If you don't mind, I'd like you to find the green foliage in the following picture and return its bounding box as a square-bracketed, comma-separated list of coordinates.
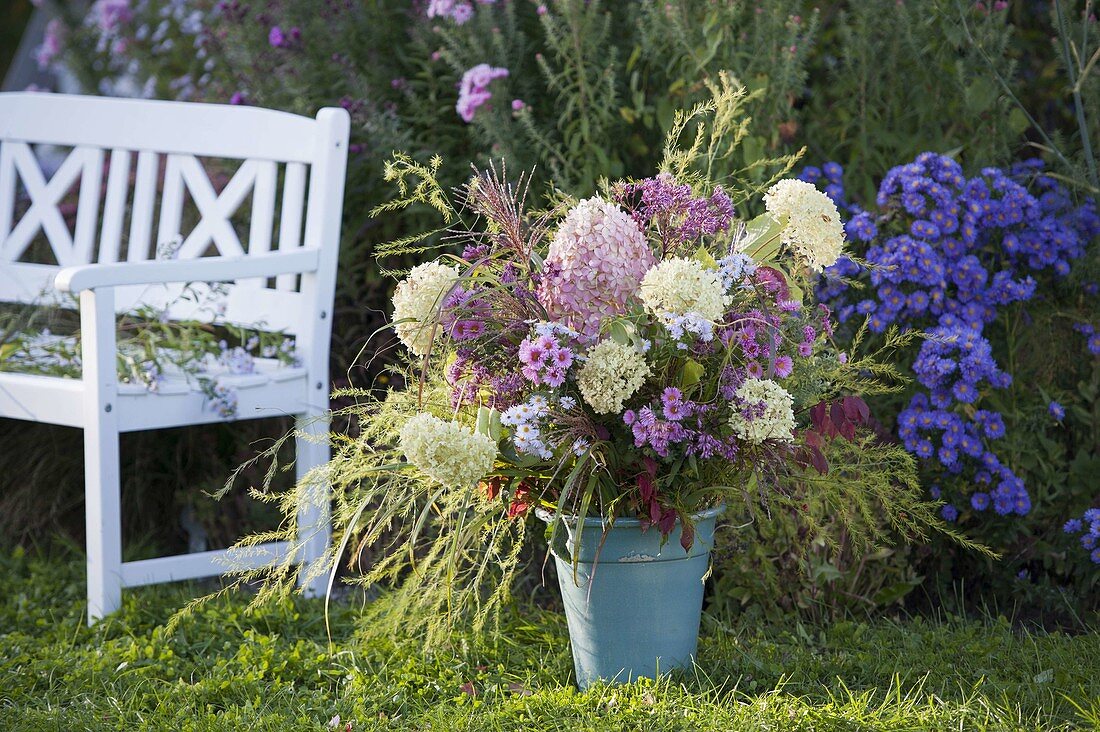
[2, 548, 1099, 730]
[800, 0, 1025, 202]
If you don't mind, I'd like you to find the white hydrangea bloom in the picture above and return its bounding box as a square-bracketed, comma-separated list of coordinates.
[639, 257, 731, 322]
[392, 262, 459, 356]
[399, 413, 497, 487]
[763, 179, 846, 272]
[576, 339, 650, 415]
[728, 378, 796, 445]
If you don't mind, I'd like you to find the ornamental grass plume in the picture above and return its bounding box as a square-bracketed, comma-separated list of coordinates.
[538, 197, 656, 338]
[764, 178, 846, 272]
[399, 413, 497, 487]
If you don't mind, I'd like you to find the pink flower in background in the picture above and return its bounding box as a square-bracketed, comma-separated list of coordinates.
[456, 63, 508, 122]
[91, 0, 132, 33]
[34, 19, 65, 70]
[268, 26, 286, 47]
[511, 99, 526, 111]
[427, 0, 475, 24]
[452, 3, 473, 23]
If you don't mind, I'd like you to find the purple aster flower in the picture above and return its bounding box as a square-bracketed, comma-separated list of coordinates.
[774, 355, 793, 378]
[971, 493, 990, 511]
[268, 26, 286, 47]
[941, 504, 958, 522]
[1048, 401, 1065, 421]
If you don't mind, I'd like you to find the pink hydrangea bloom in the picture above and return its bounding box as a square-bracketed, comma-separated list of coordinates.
[537, 197, 656, 338]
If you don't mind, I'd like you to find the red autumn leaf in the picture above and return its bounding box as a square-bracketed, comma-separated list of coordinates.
[830, 402, 846, 432]
[658, 508, 677, 535]
[810, 401, 827, 431]
[678, 511, 695, 552]
[843, 395, 870, 423]
[638, 471, 656, 504]
[810, 444, 829, 475]
[459, 681, 477, 697]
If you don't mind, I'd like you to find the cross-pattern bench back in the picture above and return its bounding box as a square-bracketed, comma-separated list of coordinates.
[0, 93, 347, 336]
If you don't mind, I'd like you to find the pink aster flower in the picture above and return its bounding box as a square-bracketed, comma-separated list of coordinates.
[521, 364, 542, 384]
[549, 346, 574, 369]
[774, 355, 794, 378]
[746, 361, 764, 379]
[543, 366, 566, 388]
[518, 337, 547, 365]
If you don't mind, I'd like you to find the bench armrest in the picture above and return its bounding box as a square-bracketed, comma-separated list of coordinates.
[54, 249, 321, 293]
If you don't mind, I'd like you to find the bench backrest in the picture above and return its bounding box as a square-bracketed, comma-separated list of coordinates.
[0, 93, 349, 336]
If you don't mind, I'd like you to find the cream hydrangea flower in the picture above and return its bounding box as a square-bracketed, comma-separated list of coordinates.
[639, 257, 731, 321]
[576, 339, 650, 414]
[392, 262, 459, 356]
[763, 179, 846, 272]
[399, 413, 497, 487]
[538, 197, 656, 338]
[728, 378, 796, 445]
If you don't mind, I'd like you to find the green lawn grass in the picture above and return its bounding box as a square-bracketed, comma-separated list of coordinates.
[1, 547, 1097, 731]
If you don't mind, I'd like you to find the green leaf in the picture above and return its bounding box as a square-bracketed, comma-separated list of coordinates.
[476, 406, 501, 442]
[680, 359, 705, 389]
[608, 320, 632, 346]
[742, 212, 787, 264]
[695, 245, 718, 270]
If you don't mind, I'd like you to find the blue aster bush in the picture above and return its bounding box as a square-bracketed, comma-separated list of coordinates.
[804, 153, 1100, 599]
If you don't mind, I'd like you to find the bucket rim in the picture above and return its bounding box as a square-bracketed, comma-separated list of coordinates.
[534, 503, 726, 528]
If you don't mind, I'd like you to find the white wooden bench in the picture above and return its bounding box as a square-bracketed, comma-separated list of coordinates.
[0, 92, 349, 623]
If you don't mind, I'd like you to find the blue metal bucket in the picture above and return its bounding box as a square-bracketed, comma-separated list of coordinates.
[539, 505, 724, 689]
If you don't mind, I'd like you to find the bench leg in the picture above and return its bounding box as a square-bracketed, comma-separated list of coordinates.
[295, 410, 331, 598]
[85, 419, 122, 624]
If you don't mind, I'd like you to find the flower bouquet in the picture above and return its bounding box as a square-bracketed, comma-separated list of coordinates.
[231, 87, 966, 688]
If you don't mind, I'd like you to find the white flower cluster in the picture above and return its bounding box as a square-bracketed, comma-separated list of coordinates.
[660, 312, 715, 349]
[576, 339, 650, 415]
[392, 262, 459, 357]
[763, 179, 846, 272]
[502, 394, 554, 459]
[728, 378, 796, 445]
[716, 252, 757, 290]
[399, 413, 497, 487]
[639, 257, 731, 321]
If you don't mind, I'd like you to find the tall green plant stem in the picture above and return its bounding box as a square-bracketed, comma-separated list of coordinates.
[1055, 0, 1099, 191]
